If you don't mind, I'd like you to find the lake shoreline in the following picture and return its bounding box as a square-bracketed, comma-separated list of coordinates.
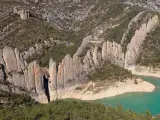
[133, 71, 160, 78]
[61, 78, 155, 100]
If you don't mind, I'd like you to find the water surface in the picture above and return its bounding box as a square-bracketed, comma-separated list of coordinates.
[96, 76, 160, 115]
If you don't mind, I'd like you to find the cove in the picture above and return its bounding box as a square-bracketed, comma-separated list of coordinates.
[95, 76, 160, 116]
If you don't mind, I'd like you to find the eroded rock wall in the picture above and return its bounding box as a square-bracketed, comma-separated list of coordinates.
[125, 15, 159, 69]
[0, 14, 159, 103]
[0, 46, 48, 103]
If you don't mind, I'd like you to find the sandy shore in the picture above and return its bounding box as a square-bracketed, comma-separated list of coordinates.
[132, 71, 160, 78]
[61, 78, 155, 100]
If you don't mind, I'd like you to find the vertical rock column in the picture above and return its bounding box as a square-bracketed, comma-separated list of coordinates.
[125, 15, 159, 69]
[49, 58, 57, 101]
[34, 61, 48, 104]
[26, 62, 36, 93]
[14, 48, 25, 72]
[73, 55, 83, 79]
[3, 46, 18, 73]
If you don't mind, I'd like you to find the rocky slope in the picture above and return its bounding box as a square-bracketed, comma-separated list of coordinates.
[0, 0, 160, 103]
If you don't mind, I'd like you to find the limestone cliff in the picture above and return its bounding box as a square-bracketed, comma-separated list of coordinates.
[0, 46, 48, 103]
[125, 15, 159, 69]
[0, 1, 160, 103]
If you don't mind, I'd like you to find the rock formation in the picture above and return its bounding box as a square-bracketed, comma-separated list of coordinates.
[34, 61, 48, 104]
[14, 48, 25, 72]
[121, 11, 146, 44]
[3, 46, 18, 73]
[125, 15, 159, 69]
[75, 35, 93, 56]
[49, 58, 57, 101]
[0, 46, 49, 103]
[0, 13, 159, 103]
[13, 7, 29, 20]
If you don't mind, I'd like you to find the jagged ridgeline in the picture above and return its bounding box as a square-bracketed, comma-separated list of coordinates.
[0, 0, 160, 103]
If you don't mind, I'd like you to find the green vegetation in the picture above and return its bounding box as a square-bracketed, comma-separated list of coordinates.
[0, 91, 35, 108]
[0, 91, 159, 120]
[0, 17, 65, 51]
[137, 24, 160, 67]
[26, 44, 77, 67]
[25, 29, 85, 66]
[73, 1, 128, 37]
[88, 62, 133, 81]
[103, 6, 141, 44]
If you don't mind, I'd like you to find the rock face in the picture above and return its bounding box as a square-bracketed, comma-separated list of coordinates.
[125, 15, 159, 69]
[14, 48, 25, 72]
[122, 0, 160, 11]
[12, 73, 25, 88]
[49, 59, 57, 101]
[0, 13, 158, 103]
[121, 11, 146, 44]
[3, 46, 18, 73]
[75, 36, 93, 56]
[26, 62, 35, 92]
[34, 61, 48, 104]
[102, 41, 124, 67]
[0, 46, 49, 103]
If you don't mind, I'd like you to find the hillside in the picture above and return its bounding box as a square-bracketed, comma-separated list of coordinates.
[0, 1, 160, 118]
[0, 92, 160, 120]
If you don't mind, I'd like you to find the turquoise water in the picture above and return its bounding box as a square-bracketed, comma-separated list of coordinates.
[96, 76, 160, 116]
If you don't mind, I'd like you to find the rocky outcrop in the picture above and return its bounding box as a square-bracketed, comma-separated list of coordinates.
[13, 7, 29, 20]
[34, 61, 48, 104]
[25, 62, 36, 93]
[121, 11, 146, 44]
[56, 54, 83, 87]
[0, 46, 49, 103]
[23, 39, 74, 60]
[122, 0, 160, 11]
[14, 48, 25, 72]
[75, 36, 93, 56]
[125, 15, 159, 69]
[3, 46, 18, 73]
[102, 41, 124, 67]
[0, 13, 158, 103]
[49, 59, 57, 101]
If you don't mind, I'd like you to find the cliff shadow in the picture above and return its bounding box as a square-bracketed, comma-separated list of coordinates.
[0, 64, 7, 81]
[43, 76, 50, 102]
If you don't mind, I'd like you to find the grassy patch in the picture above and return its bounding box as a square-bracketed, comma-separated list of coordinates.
[26, 44, 78, 67]
[87, 62, 133, 81]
